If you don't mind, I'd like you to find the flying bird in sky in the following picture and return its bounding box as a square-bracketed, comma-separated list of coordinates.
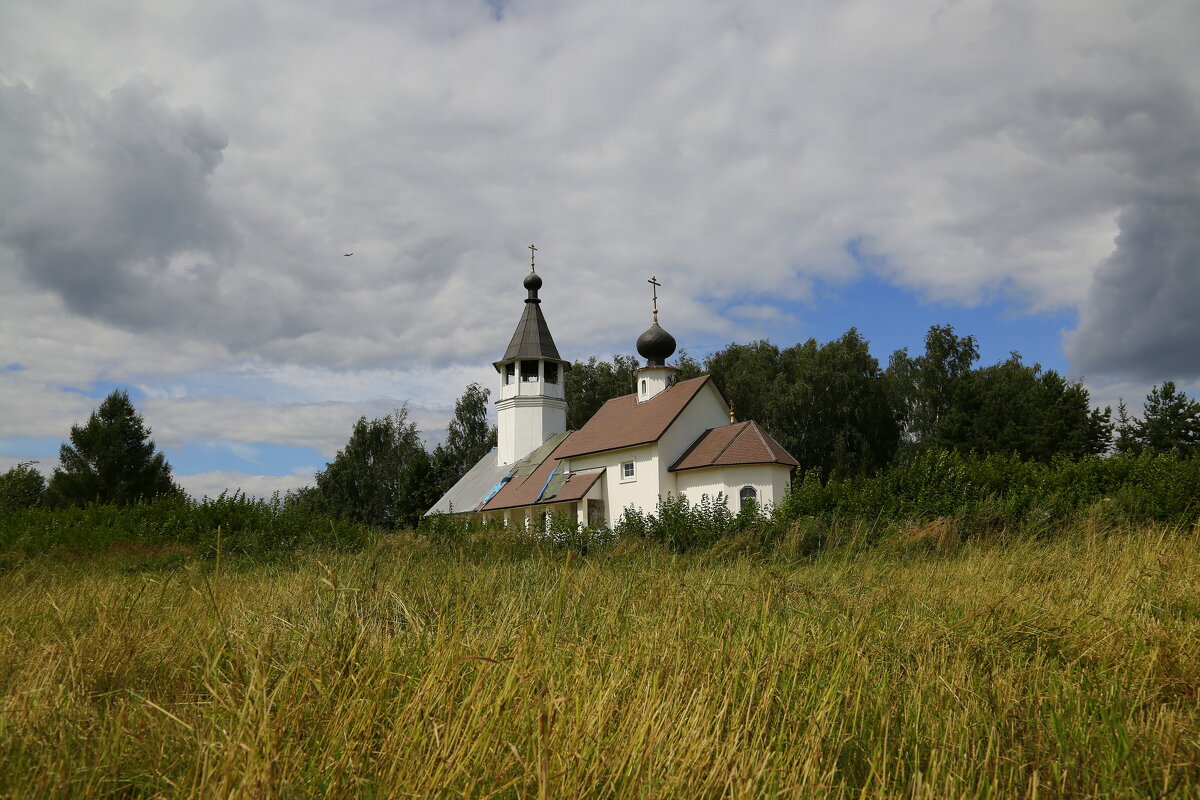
[343, 252, 353, 256]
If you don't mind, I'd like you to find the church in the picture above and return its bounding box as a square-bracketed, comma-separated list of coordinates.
[426, 256, 798, 528]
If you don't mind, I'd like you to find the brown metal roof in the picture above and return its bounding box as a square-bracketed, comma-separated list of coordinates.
[553, 375, 712, 460]
[669, 420, 799, 472]
[545, 468, 605, 503]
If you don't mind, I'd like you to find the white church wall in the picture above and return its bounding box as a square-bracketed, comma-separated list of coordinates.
[496, 395, 567, 466]
[654, 381, 733, 498]
[675, 463, 793, 513]
[635, 366, 675, 402]
[564, 443, 660, 527]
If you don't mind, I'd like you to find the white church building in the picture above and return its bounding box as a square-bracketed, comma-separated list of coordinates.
[427, 262, 798, 528]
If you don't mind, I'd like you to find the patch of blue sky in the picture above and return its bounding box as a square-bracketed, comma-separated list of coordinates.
[4, 363, 23, 371]
[60, 380, 149, 401]
[165, 441, 325, 478]
[0, 436, 61, 462]
[700, 272, 1074, 378]
[803, 273, 1074, 374]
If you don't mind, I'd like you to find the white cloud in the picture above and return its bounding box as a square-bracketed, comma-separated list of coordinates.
[143, 396, 451, 456]
[175, 470, 314, 500]
[1, 0, 1197, 468]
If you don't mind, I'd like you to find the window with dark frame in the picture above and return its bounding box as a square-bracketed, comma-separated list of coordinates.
[739, 486, 758, 510]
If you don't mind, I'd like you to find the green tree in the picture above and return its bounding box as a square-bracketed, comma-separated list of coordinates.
[564, 355, 641, 430]
[937, 354, 1110, 461]
[704, 340, 781, 425]
[315, 406, 433, 529]
[888, 324, 979, 447]
[767, 329, 901, 478]
[45, 390, 179, 507]
[1113, 400, 1139, 455]
[0, 461, 46, 510]
[674, 349, 705, 381]
[432, 383, 498, 493]
[1131, 381, 1200, 455]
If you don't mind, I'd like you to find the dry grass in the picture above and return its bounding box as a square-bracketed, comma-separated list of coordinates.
[0, 523, 1198, 798]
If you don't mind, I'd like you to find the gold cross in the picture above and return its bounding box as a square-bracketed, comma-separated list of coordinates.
[529, 243, 537, 271]
[648, 276, 661, 323]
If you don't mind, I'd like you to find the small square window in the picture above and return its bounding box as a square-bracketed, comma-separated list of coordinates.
[622, 461, 635, 480]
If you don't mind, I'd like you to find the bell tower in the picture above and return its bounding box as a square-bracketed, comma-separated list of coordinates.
[493, 247, 570, 466]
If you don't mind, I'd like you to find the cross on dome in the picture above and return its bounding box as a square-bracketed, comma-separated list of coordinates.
[637, 274, 676, 367]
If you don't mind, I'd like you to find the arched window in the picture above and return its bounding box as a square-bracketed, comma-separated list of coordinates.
[641, 379, 647, 394]
[739, 486, 758, 511]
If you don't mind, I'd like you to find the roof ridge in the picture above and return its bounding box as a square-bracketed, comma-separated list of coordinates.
[710, 420, 752, 465]
[748, 420, 772, 456]
[746, 422, 799, 467]
[555, 375, 713, 460]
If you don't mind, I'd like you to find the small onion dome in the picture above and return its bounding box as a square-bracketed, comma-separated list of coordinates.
[523, 270, 542, 301]
[637, 322, 677, 367]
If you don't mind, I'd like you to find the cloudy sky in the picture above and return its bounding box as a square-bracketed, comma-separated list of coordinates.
[2, 0, 1198, 498]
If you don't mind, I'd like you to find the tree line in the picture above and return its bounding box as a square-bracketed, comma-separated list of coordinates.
[4, 324, 1199, 528]
[567, 324, 1197, 478]
[0, 385, 500, 530]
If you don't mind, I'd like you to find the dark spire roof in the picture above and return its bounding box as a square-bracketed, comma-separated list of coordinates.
[494, 270, 569, 371]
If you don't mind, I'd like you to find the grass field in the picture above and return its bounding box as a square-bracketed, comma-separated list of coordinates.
[0, 520, 1197, 798]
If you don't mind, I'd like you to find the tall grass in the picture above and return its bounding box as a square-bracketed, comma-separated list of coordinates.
[0, 520, 1197, 797]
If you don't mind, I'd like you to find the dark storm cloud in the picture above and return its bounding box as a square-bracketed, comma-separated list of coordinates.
[1060, 68, 1200, 380]
[0, 77, 312, 347]
[1066, 195, 1200, 381]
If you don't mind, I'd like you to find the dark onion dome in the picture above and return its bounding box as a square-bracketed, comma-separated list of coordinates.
[523, 270, 542, 300]
[636, 322, 677, 367]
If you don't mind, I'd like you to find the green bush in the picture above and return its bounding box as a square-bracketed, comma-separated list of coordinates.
[777, 449, 1200, 531]
[0, 491, 367, 556]
[615, 493, 761, 552]
[0, 462, 45, 511]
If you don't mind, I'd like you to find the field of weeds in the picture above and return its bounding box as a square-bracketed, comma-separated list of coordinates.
[0, 522, 1198, 798]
